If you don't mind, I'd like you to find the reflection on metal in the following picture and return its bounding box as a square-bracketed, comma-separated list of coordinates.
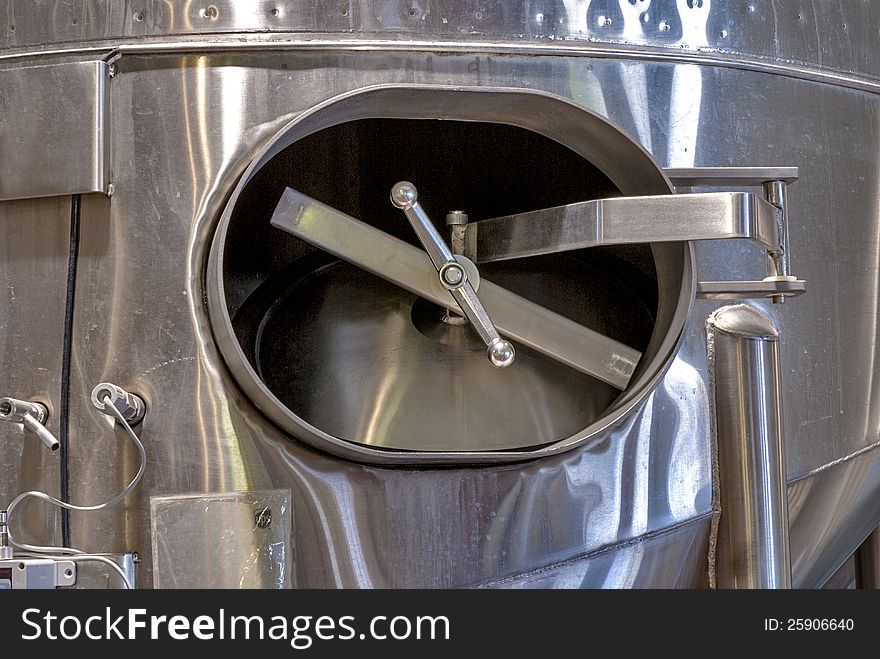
[709, 305, 791, 589]
[478, 515, 712, 589]
[270, 187, 638, 390]
[467, 192, 783, 262]
[468, 173, 805, 304]
[3, 2, 880, 94]
[855, 528, 880, 589]
[822, 554, 856, 590]
[789, 441, 880, 587]
[0, 61, 109, 201]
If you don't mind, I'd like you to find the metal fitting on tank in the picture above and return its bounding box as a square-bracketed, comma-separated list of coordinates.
[0, 510, 12, 560]
[91, 383, 146, 426]
[0, 397, 59, 452]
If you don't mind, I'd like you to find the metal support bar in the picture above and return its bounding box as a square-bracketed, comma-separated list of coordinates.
[697, 279, 805, 300]
[665, 167, 799, 302]
[708, 304, 792, 589]
[665, 167, 799, 187]
[464, 192, 782, 264]
[270, 187, 641, 389]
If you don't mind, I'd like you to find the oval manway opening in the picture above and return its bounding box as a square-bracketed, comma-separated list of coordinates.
[222, 118, 658, 452]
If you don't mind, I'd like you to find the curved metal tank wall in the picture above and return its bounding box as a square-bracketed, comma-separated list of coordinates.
[0, 1, 877, 588]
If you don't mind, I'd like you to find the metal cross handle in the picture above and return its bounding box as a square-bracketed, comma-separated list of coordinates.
[390, 181, 515, 368]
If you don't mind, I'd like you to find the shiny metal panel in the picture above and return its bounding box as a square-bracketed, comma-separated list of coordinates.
[478, 514, 711, 589]
[468, 192, 781, 263]
[666, 167, 799, 187]
[789, 445, 880, 588]
[0, 61, 109, 201]
[822, 554, 856, 590]
[855, 527, 880, 589]
[3, 2, 880, 91]
[708, 304, 791, 589]
[0, 197, 70, 550]
[696, 279, 805, 301]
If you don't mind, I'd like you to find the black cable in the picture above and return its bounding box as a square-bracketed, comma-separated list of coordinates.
[60, 194, 81, 547]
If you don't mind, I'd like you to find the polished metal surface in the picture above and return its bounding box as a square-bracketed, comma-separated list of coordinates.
[709, 304, 791, 589]
[0, 398, 47, 425]
[0, 61, 109, 201]
[3, 2, 880, 94]
[0, 0, 876, 589]
[696, 279, 805, 301]
[390, 181, 515, 368]
[468, 192, 782, 263]
[233, 262, 624, 452]
[789, 445, 880, 588]
[67, 51, 880, 586]
[763, 179, 792, 279]
[855, 527, 880, 589]
[74, 53, 707, 584]
[665, 167, 799, 187]
[822, 554, 856, 589]
[0, 196, 69, 559]
[478, 514, 712, 589]
[271, 187, 639, 389]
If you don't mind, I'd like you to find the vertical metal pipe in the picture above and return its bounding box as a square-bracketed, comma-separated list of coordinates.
[763, 180, 790, 305]
[762, 179, 790, 278]
[0, 510, 11, 560]
[708, 304, 791, 588]
[855, 527, 880, 588]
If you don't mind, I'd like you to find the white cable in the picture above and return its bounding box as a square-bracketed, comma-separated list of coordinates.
[5, 395, 146, 563]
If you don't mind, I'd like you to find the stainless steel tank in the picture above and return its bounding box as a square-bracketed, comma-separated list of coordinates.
[0, 0, 877, 588]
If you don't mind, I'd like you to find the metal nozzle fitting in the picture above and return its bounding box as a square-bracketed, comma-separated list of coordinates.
[0, 397, 58, 451]
[0, 398, 47, 425]
[91, 383, 146, 426]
